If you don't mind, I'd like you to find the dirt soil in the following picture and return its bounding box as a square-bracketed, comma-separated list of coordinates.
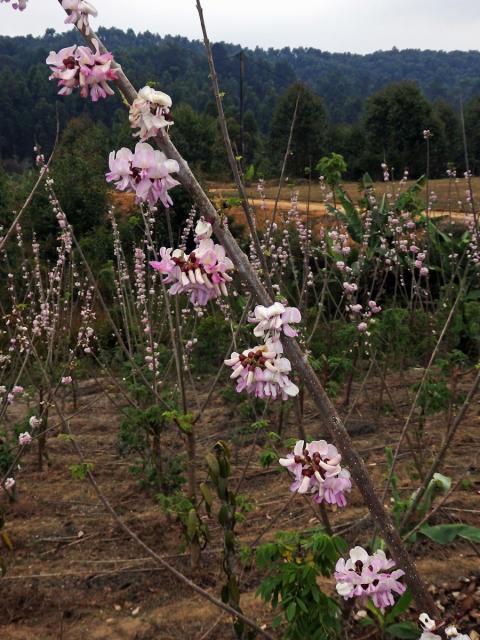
[0, 370, 479, 639]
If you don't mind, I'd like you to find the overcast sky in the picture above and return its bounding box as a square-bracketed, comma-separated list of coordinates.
[2, 0, 480, 53]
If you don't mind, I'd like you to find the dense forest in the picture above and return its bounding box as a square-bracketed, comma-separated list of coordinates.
[3, 27, 480, 178]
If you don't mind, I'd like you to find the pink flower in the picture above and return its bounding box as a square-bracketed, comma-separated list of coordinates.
[335, 546, 406, 611]
[19, 432, 32, 446]
[12, 385, 23, 394]
[62, 0, 97, 34]
[368, 300, 382, 314]
[61, 376, 73, 385]
[129, 86, 173, 141]
[357, 322, 368, 332]
[279, 439, 351, 506]
[106, 142, 180, 208]
[420, 267, 429, 277]
[46, 44, 117, 101]
[343, 282, 358, 295]
[225, 342, 299, 401]
[151, 223, 234, 305]
[248, 302, 301, 341]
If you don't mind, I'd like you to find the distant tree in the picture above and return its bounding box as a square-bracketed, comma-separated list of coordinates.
[327, 123, 367, 179]
[171, 104, 217, 175]
[363, 81, 447, 178]
[433, 99, 462, 170]
[269, 82, 327, 177]
[51, 115, 110, 235]
[464, 97, 480, 174]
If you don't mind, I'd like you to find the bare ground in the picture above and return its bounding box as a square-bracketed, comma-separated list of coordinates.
[0, 369, 479, 639]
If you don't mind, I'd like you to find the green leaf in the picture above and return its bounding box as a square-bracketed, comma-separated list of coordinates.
[386, 621, 420, 639]
[206, 453, 220, 480]
[419, 523, 480, 544]
[200, 482, 213, 508]
[186, 508, 198, 540]
[286, 601, 296, 622]
[1, 531, 13, 552]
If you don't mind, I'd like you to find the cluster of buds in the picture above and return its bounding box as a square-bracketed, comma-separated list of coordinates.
[279, 439, 351, 507]
[46, 44, 118, 102]
[106, 142, 179, 208]
[349, 300, 382, 333]
[335, 546, 406, 610]
[129, 86, 173, 141]
[414, 249, 429, 277]
[225, 340, 299, 400]
[150, 220, 234, 306]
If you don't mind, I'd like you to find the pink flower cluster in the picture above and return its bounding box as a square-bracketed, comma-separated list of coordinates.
[225, 341, 299, 400]
[129, 86, 174, 141]
[279, 439, 351, 507]
[248, 302, 301, 341]
[106, 142, 180, 208]
[150, 221, 234, 305]
[46, 45, 117, 102]
[0, 0, 28, 10]
[334, 546, 406, 610]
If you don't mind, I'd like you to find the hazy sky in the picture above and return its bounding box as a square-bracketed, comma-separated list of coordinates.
[2, 0, 480, 53]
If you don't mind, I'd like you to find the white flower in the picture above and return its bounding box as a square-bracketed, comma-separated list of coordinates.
[4, 477, 15, 491]
[248, 302, 301, 341]
[195, 219, 213, 241]
[29, 416, 41, 429]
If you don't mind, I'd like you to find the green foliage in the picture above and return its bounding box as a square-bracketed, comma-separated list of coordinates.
[316, 153, 347, 189]
[69, 462, 94, 480]
[256, 529, 346, 639]
[386, 445, 451, 534]
[157, 492, 210, 550]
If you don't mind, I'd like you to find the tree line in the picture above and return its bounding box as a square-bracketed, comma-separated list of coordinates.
[2, 27, 480, 179]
